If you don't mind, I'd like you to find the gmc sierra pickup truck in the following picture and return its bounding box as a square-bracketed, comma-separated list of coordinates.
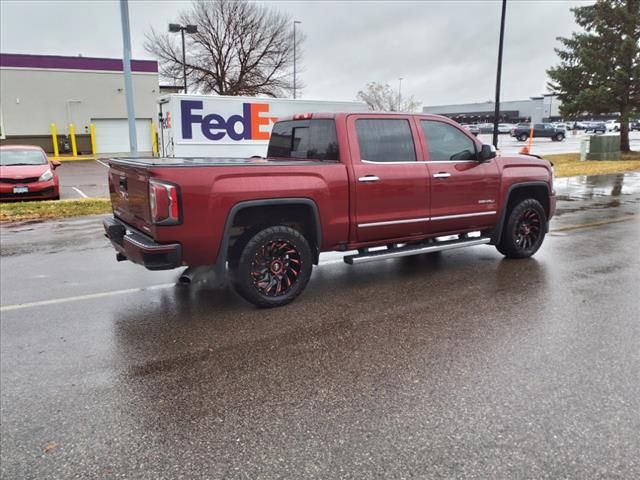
[104, 112, 556, 307]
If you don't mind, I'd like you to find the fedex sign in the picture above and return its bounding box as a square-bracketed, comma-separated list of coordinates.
[180, 100, 278, 142]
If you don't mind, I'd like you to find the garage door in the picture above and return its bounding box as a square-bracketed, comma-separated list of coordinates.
[92, 119, 152, 154]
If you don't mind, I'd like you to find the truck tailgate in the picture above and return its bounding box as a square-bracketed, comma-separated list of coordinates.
[108, 162, 152, 232]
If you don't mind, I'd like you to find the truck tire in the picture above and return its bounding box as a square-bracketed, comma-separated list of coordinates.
[230, 226, 313, 308]
[517, 133, 528, 142]
[496, 198, 547, 259]
[554, 132, 564, 141]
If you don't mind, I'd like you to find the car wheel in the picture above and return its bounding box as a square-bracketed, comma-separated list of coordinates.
[496, 198, 547, 259]
[230, 226, 313, 308]
[554, 133, 565, 141]
[517, 133, 528, 142]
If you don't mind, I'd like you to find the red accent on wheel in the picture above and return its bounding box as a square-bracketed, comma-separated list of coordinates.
[250, 239, 303, 297]
[515, 208, 542, 249]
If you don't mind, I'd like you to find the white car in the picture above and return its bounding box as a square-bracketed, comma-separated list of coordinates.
[605, 119, 620, 132]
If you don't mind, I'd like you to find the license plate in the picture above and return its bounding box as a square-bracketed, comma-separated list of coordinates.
[13, 186, 29, 194]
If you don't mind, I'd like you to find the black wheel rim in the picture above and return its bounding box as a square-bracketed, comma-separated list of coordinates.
[515, 208, 542, 250]
[250, 239, 302, 297]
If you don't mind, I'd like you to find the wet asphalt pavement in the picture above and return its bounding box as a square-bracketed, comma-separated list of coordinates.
[56, 160, 109, 200]
[1, 174, 639, 479]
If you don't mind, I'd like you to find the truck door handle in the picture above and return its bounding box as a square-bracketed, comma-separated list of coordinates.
[358, 175, 380, 183]
[433, 172, 451, 178]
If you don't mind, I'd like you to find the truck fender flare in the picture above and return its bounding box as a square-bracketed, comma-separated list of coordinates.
[490, 181, 550, 245]
[216, 198, 322, 271]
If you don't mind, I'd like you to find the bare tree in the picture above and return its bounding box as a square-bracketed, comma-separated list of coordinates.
[356, 82, 421, 112]
[145, 0, 304, 97]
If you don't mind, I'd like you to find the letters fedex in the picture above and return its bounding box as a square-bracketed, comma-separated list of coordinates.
[181, 100, 278, 141]
[158, 94, 367, 157]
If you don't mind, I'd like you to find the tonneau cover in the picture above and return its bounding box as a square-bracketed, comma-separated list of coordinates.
[108, 157, 337, 167]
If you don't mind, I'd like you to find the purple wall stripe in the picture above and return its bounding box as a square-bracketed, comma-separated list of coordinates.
[0, 53, 158, 73]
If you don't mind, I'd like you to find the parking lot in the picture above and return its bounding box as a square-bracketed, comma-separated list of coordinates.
[57, 159, 110, 199]
[1, 173, 639, 479]
[484, 129, 640, 155]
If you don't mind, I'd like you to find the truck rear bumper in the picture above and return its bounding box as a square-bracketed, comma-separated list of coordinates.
[103, 217, 182, 271]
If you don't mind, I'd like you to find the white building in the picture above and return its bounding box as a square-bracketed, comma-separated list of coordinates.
[0, 53, 159, 154]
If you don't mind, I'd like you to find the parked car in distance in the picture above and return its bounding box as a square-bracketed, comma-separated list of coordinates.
[477, 123, 494, 134]
[605, 119, 620, 132]
[461, 124, 480, 136]
[552, 122, 569, 131]
[630, 120, 640, 132]
[511, 123, 566, 142]
[0, 145, 61, 201]
[104, 112, 556, 308]
[497, 123, 513, 134]
[585, 121, 606, 134]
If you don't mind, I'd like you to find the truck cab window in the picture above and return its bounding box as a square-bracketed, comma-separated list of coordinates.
[267, 119, 339, 161]
[355, 119, 416, 162]
[421, 120, 477, 161]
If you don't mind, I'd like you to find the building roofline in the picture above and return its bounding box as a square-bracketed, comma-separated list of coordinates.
[0, 53, 157, 73]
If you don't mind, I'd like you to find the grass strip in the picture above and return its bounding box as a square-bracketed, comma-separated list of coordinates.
[545, 151, 640, 177]
[0, 198, 111, 223]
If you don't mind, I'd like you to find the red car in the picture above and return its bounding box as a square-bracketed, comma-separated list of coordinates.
[0, 145, 61, 201]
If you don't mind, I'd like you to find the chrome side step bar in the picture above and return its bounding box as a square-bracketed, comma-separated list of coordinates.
[343, 237, 491, 265]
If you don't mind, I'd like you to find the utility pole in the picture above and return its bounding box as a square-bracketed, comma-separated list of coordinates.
[492, 0, 507, 149]
[169, 23, 198, 94]
[398, 77, 403, 112]
[119, 0, 137, 154]
[293, 20, 301, 99]
[181, 29, 187, 94]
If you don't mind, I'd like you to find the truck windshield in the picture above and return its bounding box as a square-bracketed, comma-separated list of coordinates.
[267, 119, 339, 161]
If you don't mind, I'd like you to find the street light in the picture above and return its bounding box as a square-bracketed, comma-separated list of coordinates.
[169, 23, 198, 94]
[492, 0, 507, 148]
[293, 20, 301, 99]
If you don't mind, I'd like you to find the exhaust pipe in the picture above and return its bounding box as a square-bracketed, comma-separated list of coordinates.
[178, 267, 197, 285]
[177, 266, 226, 288]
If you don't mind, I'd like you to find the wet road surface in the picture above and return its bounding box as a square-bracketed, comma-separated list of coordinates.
[1, 173, 639, 479]
[57, 160, 109, 199]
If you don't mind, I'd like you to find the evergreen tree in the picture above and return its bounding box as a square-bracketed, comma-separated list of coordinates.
[547, 0, 639, 152]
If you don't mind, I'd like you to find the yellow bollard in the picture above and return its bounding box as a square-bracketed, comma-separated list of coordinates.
[151, 122, 159, 156]
[89, 123, 97, 155]
[50, 123, 59, 157]
[69, 123, 78, 157]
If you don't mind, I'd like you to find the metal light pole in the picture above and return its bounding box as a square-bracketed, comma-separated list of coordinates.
[293, 20, 301, 99]
[492, 0, 507, 148]
[119, 0, 137, 154]
[398, 77, 403, 112]
[169, 23, 198, 93]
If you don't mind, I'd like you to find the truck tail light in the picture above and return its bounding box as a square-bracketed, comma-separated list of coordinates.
[149, 180, 181, 225]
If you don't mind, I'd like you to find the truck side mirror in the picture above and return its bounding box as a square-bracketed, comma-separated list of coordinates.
[479, 144, 497, 162]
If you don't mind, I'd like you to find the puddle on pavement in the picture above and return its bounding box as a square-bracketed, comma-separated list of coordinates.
[555, 172, 640, 201]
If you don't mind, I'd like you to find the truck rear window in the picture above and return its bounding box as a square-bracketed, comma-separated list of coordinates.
[267, 119, 339, 161]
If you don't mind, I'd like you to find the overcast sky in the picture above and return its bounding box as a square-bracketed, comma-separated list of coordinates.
[0, 0, 591, 106]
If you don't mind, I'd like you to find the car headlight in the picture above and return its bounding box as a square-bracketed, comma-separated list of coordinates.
[39, 169, 53, 182]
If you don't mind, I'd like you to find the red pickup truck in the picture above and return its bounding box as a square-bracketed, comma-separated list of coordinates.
[104, 113, 555, 307]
